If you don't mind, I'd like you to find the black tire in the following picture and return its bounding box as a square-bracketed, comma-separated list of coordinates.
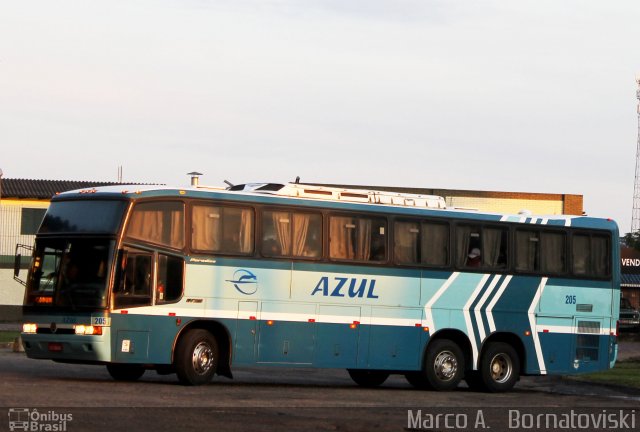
[404, 372, 430, 389]
[347, 369, 389, 387]
[464, 370, 486, 391]
[175, 329, 219, 386]
[478, 342, 519, 393]
[106, 364, 145, 381]
[423, 339, 465, 391]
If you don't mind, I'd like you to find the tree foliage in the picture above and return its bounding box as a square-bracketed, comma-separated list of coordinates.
[623, 231, 640, 251]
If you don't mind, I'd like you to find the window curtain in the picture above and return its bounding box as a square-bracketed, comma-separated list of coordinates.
[592, 236, 608, 276]
[572, 235, 590, 275]
[238, 209, 253, 253]
[169, 209, 184, 248]
[330, 217, 354, 259]
[541, 232, 565, 273]
[515, 231, 538, 271]
[272, 212, 291, 255]
[483, 228, 505, 268]
[395, 222, 419, 264]
[292, 214, 310, 256]
[456, 226, 473, 267]
[127, 210, 162, 244]
[422, 223, 448, 266]
[192, 206, 221, 251]
[356, 219, 372, 260]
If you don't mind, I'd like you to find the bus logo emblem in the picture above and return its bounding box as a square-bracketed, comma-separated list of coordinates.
[227, 269, 258, 295]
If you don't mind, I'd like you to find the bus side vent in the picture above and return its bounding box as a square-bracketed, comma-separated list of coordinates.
[577, 321, 600, 334]
[576, 320, 600, 363]
[576, 304, 593, 313]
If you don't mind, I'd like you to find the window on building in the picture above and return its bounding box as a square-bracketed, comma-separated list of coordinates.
[329, 215, 387, 262]
[261, 210, 322, 258]
[20, 208, 47, 235]
[191, 204, 254, 254]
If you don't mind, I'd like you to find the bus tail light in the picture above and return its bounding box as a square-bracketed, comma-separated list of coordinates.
[22, 323, 38, 334]
[74, 325, 103, 336]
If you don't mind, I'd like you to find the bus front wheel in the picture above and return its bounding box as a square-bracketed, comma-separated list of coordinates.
[175, 329, 219, 386]
[106, 364, 145, 381]
[347, 369, 389, 387]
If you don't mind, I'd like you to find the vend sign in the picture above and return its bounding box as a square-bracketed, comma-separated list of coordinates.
[621, 246, 640, 274]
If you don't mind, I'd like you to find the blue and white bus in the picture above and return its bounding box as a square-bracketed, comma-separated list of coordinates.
[18, 182, 620, 392]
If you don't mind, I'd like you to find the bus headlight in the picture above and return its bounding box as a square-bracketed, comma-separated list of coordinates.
[22, 323, 38, 334]
[74, 325, 103, 336]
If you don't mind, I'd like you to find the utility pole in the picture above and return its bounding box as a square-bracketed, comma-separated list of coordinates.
[632, 77, 640, 232]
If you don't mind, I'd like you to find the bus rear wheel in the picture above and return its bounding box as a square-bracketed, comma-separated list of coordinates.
[478, 342, 519, 393]
[423, 339, 465, 391]
[347, 369, 389, 387]
[175, 329, 219, 386]
[106, 364, 145, 381]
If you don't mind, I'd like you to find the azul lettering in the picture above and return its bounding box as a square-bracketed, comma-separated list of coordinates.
[311, 277, 379, 299]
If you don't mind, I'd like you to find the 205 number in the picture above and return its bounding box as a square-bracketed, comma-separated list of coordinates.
[565, 295, 576, 305]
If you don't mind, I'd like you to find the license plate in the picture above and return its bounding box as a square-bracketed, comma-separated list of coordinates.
[48, 343, 63, 352]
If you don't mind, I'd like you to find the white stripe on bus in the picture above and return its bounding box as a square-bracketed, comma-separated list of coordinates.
[423, 272, 460, 333]
[528, 277, 548, 374]
[463, 274, 491, 368]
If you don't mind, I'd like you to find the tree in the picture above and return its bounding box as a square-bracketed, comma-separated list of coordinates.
[623, 231, 640, 251]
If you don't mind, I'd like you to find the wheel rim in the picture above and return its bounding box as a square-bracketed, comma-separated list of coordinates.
[489, 353, 513, 383]
[191, 341, 214, 375]
[433, 350, 458, 381]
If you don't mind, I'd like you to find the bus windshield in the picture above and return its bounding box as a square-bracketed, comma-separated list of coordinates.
[40, 200, 128, 234]
[26, 238, 114, 309]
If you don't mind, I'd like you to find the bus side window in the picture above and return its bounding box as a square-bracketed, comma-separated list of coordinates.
[156, 254, 184, 303]
[114, 250, 153, 309]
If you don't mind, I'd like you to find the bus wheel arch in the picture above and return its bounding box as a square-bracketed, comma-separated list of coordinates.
[173, 320, 233, 380]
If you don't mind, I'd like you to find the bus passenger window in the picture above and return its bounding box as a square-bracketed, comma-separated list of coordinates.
[156, 255, 184, 303]
[421, 222, 449, 266]
[483, 227, 508, 269]
[262, 211, 322, 258]
[126, 202, 184, 249]
[329, 215, 386, 262]
[191, 205, 254, 255]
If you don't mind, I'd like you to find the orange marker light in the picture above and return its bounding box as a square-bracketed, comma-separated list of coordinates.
[524, 330, 531, 336]
[267, 320, 274, 326]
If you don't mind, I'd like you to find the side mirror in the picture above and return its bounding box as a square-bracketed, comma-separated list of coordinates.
[14, 254, 21, 278]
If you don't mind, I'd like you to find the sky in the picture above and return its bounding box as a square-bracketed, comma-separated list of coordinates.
[1, 0, 639, 232]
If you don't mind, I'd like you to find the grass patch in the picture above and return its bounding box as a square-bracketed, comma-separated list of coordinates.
[0, 331, 20, 344]
[573, 360, 640, 389]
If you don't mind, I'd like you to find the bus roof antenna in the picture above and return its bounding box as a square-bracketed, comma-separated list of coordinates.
[295, 176, 300, 184]
[223, 180, 234, 188]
